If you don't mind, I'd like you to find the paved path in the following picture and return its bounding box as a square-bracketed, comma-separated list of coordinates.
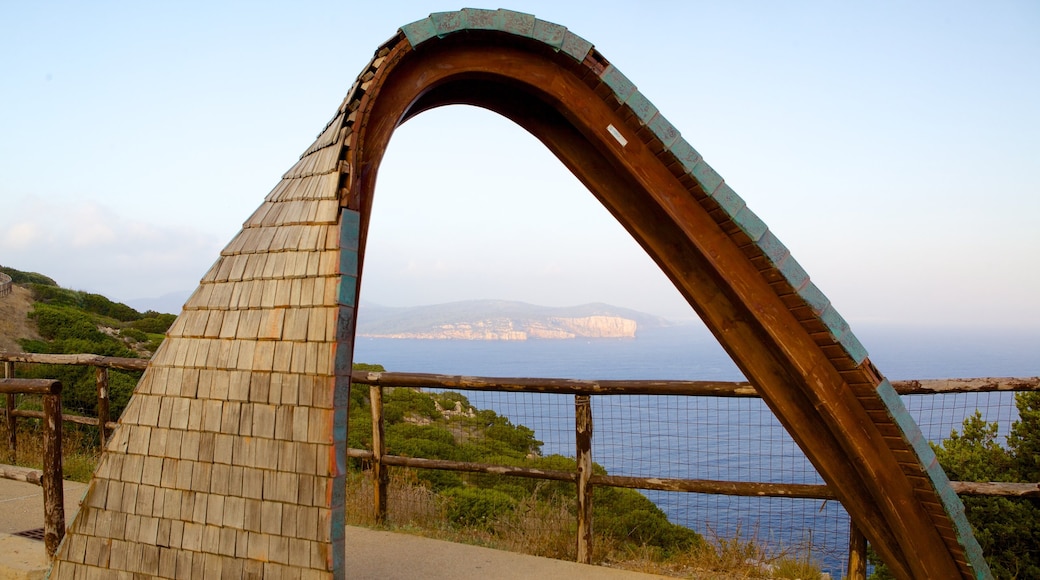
[0, 472, 668, 579]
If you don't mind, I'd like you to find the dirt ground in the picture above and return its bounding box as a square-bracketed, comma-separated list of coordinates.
[0, 284, 39, 353]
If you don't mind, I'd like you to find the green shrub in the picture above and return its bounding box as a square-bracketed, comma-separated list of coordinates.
[594, 486, 702, 554]
[130, 313, 177, 333]
[870, 393, 1040, 579]
[0, 266, 57, 286]
[445, 487, 517, 530]
[119, 328, 149, 342]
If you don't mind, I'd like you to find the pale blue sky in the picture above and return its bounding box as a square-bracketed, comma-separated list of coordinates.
[2, 2, 1038, 328]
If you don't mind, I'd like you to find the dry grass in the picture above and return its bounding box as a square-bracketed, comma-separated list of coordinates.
[0, 417, 101, 482]
[344, 469, 827, 579]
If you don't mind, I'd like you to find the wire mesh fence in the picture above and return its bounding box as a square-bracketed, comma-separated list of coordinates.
[345, 378, 1034, 578]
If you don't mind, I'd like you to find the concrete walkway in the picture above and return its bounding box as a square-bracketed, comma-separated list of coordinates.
[0, 471, 668, 579]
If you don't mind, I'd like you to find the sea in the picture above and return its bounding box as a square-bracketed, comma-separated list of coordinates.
[353, 323, 1040, 576]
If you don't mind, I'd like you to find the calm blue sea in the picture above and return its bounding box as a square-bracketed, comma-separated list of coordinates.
[353, 323, 1040, 575]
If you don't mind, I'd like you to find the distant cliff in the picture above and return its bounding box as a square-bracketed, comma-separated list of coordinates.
[357, 300, 668, 340]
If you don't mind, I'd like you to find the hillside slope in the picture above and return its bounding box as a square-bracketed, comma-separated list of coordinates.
[0, 284, 40, 353]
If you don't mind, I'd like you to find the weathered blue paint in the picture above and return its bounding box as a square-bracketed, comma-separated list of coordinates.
[712, 183, 746, 217]
[778, 255, 810, 291]
[498, 9, 536, 38]
[400, 17, 437, 47]
[732, 207, 768, 242]
[560, 31, 593, 62]
[690, 159, 724, 195]
[668, 138, 703, 173]
[624, 91, 658, 125]
[820, 305, 850, 339]
[600, 64, 637, 104]
[430, 11, 465, 37]
[798, 281, 831, 315]
[459, 8, 499, 31]
[837, 331, 869, 365]
[756, 230, 790, 266]
[532, 19, 567, 49]
[648, 113, 680, 148]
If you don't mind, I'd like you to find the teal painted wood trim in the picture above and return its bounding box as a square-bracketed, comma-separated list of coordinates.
[837, 331, 868, 365]
[405, 9, 591, 61]
[498, 9, 536, 38]
[401, 17, 437, 47]
[600, 64, 637, 103]
[836, 332, 869, 363]
[668, 138, 703, 172]
[757, 231, 790, 266]
[430, 11, 466, 37]
[712, 183, 745, 216]
[560, 31, 594, 61]
[625, 91, 658, 125]
[820, 305, 850, 338]
[340, 210, 360, 249]
[459, 8, 499, 30]
[691, 159, 724, 195]
[648, 113, 680, 148]
[532, 19, 567, 49]
[874, 380, 992, 579]
[331, 206, 362, 580]
[798, 282, 830, 315]
[778, 255, 810, 291]
[733, 207, 768, 242]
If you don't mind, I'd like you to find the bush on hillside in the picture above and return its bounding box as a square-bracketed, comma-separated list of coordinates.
[869, 392, 1040, 579]
[0, 266, 57, 286]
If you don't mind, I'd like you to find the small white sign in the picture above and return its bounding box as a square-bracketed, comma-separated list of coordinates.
[606, 124, 628, 147]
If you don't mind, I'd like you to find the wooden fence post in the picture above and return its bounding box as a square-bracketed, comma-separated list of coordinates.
[4, 361, 14, 455]
[575, 395, 593, 564]
[42, 380, 65, 557]
[95, 366, 110, 448]
[370, 385, 388, 524]
[848, 521, 867, 580]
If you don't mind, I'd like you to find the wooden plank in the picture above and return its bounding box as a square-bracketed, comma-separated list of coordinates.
[370, 386, 387, 524]
[351, 371, 757, 397]
[575, 395, 593, 564]
[43, 389, 66, 556]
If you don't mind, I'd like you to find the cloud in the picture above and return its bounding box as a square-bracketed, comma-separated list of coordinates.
[0, 197, 223, 303]
[1, 222, 41, 249]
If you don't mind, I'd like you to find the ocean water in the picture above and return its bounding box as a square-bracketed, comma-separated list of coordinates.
[353, 323, 1040, 575]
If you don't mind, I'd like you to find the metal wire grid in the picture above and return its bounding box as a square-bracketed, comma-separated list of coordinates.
[348, 383, 1027, 576]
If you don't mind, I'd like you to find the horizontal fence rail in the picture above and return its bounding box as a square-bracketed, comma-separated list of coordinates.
[1, 354, 147, 450]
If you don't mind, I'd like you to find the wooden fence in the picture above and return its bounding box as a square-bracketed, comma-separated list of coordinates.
[1, 352, 1038, 574]
[348, 371, 1040, 576]
[1, 355, 147, 452]
[0, 273, 12, 298]
[0, 376, 64, 556]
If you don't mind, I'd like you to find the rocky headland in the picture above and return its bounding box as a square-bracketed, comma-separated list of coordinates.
[357, 300, 667, 341]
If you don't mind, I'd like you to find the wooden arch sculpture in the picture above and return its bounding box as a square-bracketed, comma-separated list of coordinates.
[52, 9, 989, 580]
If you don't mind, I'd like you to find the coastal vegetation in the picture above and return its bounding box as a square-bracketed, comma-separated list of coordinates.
[2, 266, 173, 419]
[869, 391, 1040, 579]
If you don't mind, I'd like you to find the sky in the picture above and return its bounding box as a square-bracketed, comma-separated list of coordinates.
[2, 1, 1038, 330]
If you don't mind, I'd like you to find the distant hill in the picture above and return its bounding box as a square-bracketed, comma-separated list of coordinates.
[356, 300, 671, 340]
[0, 265, 176, 357]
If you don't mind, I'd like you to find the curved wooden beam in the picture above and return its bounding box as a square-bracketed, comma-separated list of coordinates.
[334, 10, 989, 580]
